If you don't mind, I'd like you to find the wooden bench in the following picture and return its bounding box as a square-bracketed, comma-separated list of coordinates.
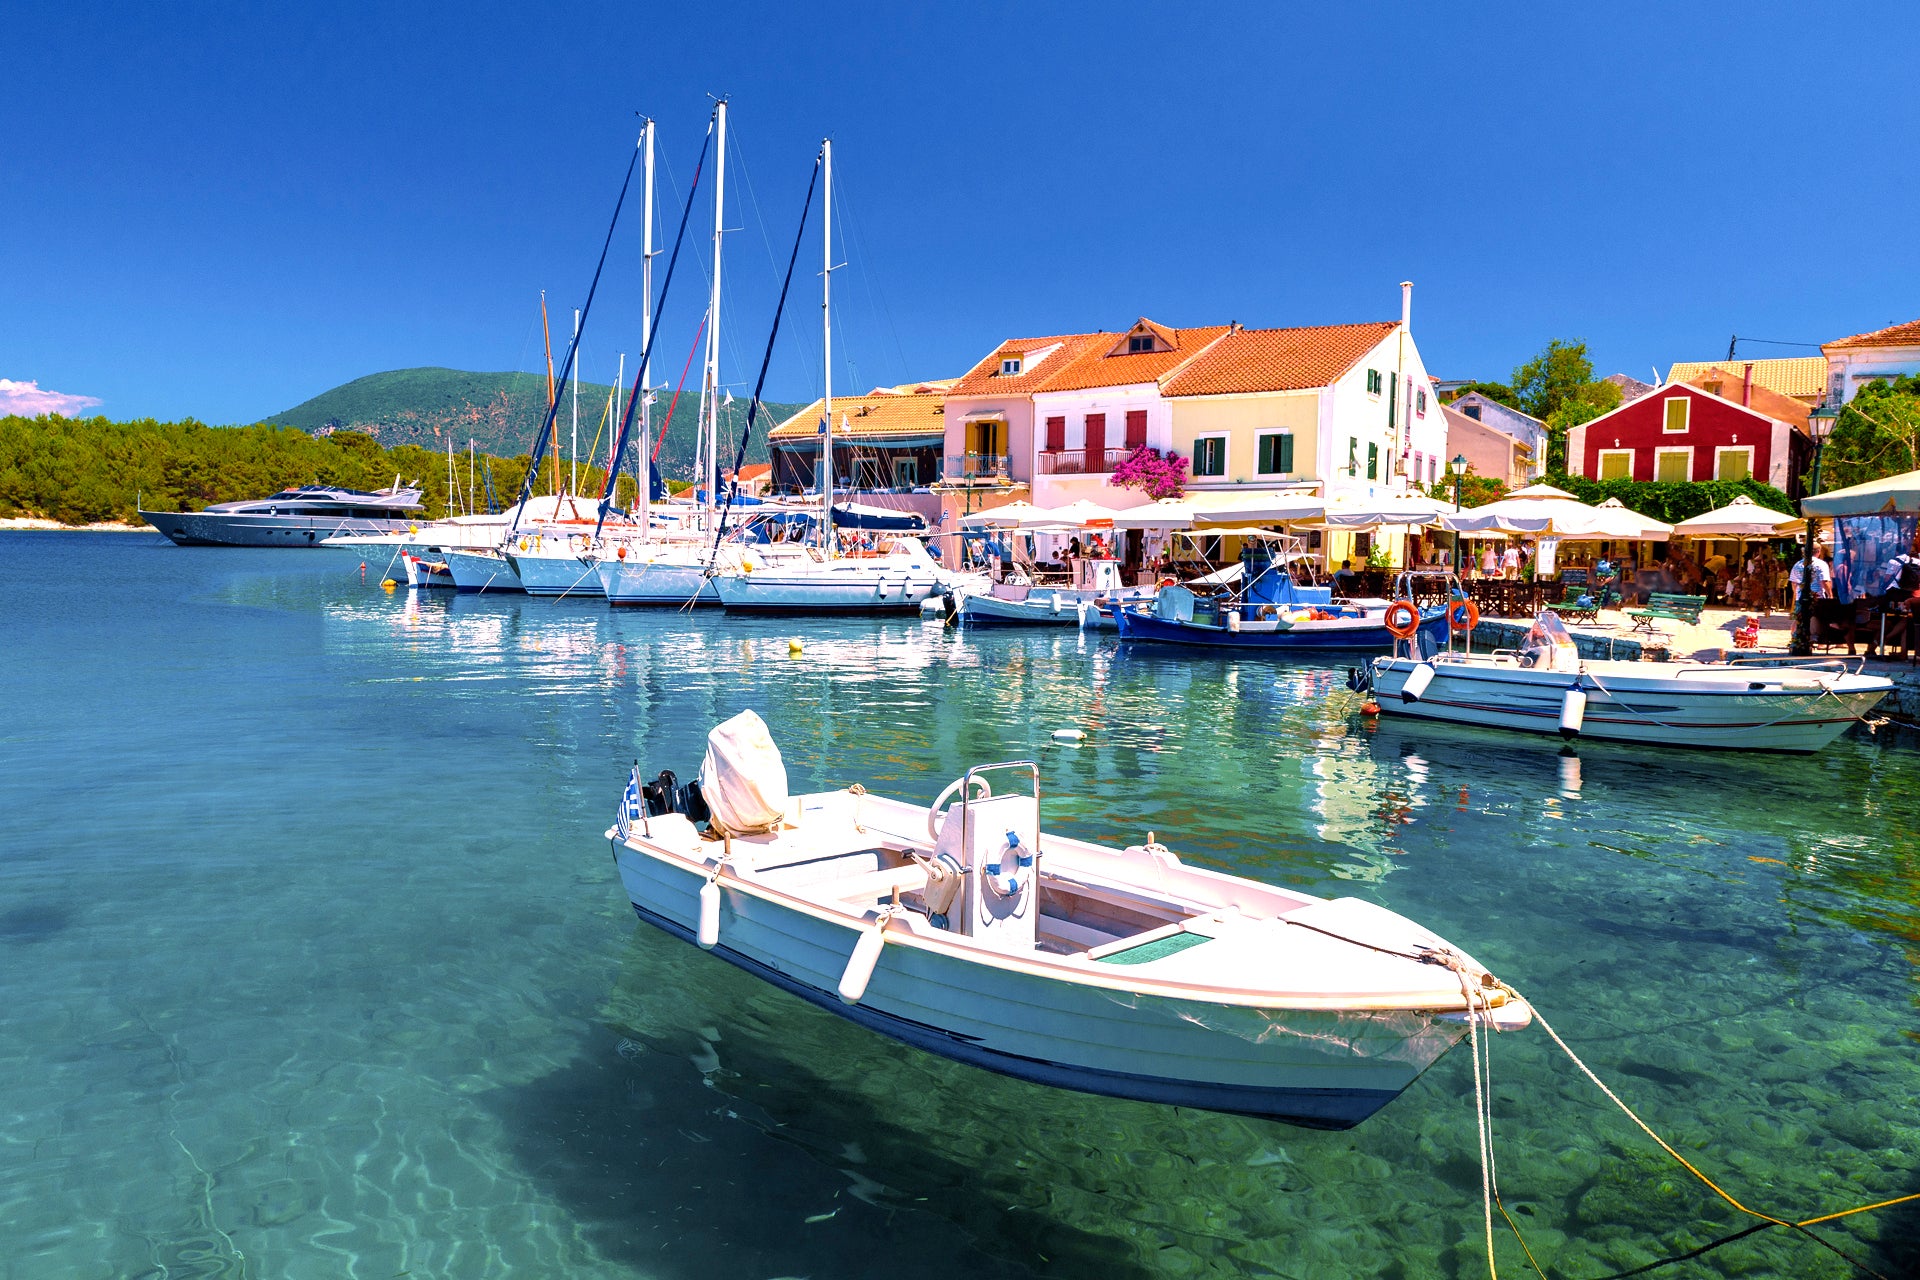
[1624, 591, 1706, 634]
[1548, 601, 1600, 625]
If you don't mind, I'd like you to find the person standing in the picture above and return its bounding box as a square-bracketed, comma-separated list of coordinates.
[1789, 544, 1833, 604]
[1501, 543, 1520, 580]
[1479, 543, 1498, 578]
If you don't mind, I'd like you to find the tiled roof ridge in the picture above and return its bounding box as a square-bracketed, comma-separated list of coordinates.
[1824, 317, 1920, 350]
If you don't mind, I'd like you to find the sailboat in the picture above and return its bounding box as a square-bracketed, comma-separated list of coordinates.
[709, 138, 969, 615]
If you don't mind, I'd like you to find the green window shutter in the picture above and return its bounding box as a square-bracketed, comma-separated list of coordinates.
[1279, 434, 1294, 473]
[1367, 443, 1379, 479]
[1388, 373, 1397, 429]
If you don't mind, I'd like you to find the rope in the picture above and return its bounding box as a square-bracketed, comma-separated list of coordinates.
[1575, 667, 1852, 736]
[1504, 983, 1904, 1278]
[653, 314, 707, 463]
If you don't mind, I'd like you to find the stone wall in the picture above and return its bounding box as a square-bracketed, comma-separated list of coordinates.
[1467, 619, 1653, 662]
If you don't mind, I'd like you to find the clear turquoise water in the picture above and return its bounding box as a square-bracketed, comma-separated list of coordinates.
[2, 531, 1916, 1279]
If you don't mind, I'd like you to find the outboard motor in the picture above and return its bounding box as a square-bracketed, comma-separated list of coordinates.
[640, 769, 710, 824]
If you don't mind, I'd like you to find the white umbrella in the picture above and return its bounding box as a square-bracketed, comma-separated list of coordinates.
[1800, 468, 1920, 517]
[1196, 493, 1326, 523]
[1109, 498, 1197, 529]
[1046, 498, 1122, 526]
[957, 501, 1048, 529]
[1317, 491, 1454, 528]
[1439, 483, 1628, 536]
[1586, 497, 1673, 540]
[1670, 494, 1802, 538]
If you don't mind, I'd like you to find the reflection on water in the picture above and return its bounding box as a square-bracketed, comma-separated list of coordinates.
[2, 533, 1917, 1278]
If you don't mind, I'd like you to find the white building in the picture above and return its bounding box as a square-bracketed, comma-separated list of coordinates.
[1823, 318, 1920, 404]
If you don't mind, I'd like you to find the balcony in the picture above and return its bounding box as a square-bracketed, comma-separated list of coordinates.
[939, 453, 1010, 486]
[1038, 447, 1137, 476]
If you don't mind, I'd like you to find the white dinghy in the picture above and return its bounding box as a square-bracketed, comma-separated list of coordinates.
[606, 711, 1530, 1129]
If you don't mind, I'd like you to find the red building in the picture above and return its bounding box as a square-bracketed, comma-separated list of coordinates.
[1565, 372, 1812, 498]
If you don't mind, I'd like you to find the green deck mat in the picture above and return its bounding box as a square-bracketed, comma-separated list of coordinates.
[1094, 931, 1213, 965]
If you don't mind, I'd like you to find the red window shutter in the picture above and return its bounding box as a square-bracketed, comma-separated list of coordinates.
[1125, 409, 1147, 448]
[1045, 416, 1065, 452]
[1084, 413, 1106, 469]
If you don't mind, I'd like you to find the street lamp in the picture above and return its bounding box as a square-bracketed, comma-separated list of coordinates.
[1789, 403, 1841, 656]
[1449, 454, 1468, 572]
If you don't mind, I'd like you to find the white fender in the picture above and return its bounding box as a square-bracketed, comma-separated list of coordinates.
[1560, 686, 1588, 737]
[697, 880, 721, 948]
[1227, 611, 1242, 633]
[1051, 593, 1063, 614]
[837, 922, 888, 1003]
[1401, 662, 1436, 703]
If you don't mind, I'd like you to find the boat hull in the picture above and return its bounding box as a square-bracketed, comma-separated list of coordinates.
[612, 843, 1463, 1129]
[597, 558, 721, 607]
[503, 552, 606, 597]
[442, 549, 523, 593]
[140, 509, 416, 548]
[713, 569, 940, 614]
[958, 587, 1151, 627]
[1116, 607, 1449, 652]
[1366, 657, 1890, 752]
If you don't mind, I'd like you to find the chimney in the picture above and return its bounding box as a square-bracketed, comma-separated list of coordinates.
[1741, 362, 1753, 407]
[1400, 281, 1413, 328]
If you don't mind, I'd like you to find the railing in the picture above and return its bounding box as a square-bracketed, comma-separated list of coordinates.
[939, 453, 1009, 484]
[1037, 448, 1137, 476]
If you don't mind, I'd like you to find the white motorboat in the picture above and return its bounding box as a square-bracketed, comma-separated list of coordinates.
[606, 711, 1531, 1129]
[598, 537, 821, 606]
[1356, 611, 1893, 752]
[955, 556, 1154, 627]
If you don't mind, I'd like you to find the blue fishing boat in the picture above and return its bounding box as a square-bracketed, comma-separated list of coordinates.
[1114, 545, 1450, 652]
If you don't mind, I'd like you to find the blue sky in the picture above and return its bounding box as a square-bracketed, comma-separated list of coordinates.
[4, 1, 1916, 425]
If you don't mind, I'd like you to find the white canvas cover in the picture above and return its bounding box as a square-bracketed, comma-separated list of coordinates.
[699, 710, 790, 834]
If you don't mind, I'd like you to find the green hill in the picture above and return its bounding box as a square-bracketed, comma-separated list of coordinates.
[263, 367, 798, 481]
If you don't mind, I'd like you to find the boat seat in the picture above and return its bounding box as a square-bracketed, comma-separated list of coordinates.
[830, 864, 931, 905]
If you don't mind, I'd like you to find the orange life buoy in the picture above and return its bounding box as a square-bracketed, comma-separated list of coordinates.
[616, 544, 627, 560]
[1448, 599, 1480, 633]
[1383, 599, 1421, 639]
[1157, 575, 1177, 589]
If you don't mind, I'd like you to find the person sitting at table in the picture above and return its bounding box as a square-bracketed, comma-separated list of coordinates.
[1332, 559, 1358, 595]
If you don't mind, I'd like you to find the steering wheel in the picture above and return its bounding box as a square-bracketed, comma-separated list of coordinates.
[926, 774, 992, 842]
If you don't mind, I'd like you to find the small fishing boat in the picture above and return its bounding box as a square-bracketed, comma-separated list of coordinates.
[954, 555, 1155, 627]
[1355, 610, 1894, 752]
[399, 548, 455, 588]
[1115, 544, 1450, 653]
[141, 483, 423, 547]
[606, 711, 1531, 1129]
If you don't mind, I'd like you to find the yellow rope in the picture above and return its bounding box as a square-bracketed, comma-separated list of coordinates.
[1506, 983, 1901, 1278]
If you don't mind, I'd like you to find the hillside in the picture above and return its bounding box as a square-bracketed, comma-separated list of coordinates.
[263, 367, 799, 481]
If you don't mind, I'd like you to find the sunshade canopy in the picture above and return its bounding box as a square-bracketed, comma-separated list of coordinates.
[1800, 469, 1920, 518]
[1669, 494, 1803, 538]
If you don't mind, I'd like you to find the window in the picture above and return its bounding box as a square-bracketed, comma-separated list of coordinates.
[1464, 403, 1482, 421]
[999, 357, 1022, 376]
[1598, 449, 1633, 481]
[1714, 447, 1752, 483]
[1354, 532, 1373, 556]
[893, 458, 918, 488]
[1257, 432, 1294, 475]
[1127, 334, 1155, 353]
[1663, 397, 1690, 433]
[1417, 388, 1428, 417]
[1655, 447, 1691, 483]
[1124, 409, 1148, 448]
[1193, 435, 1227, 477]
[1428, 455, 1439, 486]
[853, 458, 884, 489]
[1366, 369, 1382, 395]
[1044, 415, 1065, 452]
[1366, 442, 1379, 480]
[1347, 438, 1359, 475]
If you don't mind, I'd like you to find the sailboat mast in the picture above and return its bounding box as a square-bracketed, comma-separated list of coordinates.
[705, 98, 728, 526]
[820, 137, 833, 555]
[541, 292, 556, 500]
[571, 309, 581, 498]
[612, 351, 625, 505]
[639, 116, 655, 535]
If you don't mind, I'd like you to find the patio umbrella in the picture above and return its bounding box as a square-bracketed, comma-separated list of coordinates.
[1669, 494, 1802, 538]
[1800, 468, 1920, 517]
[1438, 483, 1603, 535]
[1586, 497, 1673, 540]
[957, 501, 1048, 529]
[1045, 498, 1122, 526]
[1315, 491, 1454, 528]
[1109, 498, 1197, 529]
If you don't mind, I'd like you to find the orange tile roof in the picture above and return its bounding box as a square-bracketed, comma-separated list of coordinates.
[1036, 320, 1233, 393]
[1824, 318, 1920, 351]
[767, 381, 953, 442]
[1665, 356, 1826, 400]
[1682, 367, 1811, 429]
[946, 332, 1110, 397]
[1161, 321, 1398, 397]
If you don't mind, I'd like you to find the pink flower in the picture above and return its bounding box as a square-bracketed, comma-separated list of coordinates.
[1111, 445, 1186, 500]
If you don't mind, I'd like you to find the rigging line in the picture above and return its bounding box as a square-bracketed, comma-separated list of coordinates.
[653, 314, 708, 463]
[595, 116, 716, 537]
[728, 121, 823, 394]
[833, 170, 912, 387]
[509, 137, 645, 534]
[706, 151, 821, 565]
[1729, 338, 1825, 349]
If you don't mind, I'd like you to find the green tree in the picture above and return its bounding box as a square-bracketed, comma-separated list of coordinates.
[1816, 375, 1920, 493]
[1512, 339, 1621, 470]
[1424, 469, 1508, 508]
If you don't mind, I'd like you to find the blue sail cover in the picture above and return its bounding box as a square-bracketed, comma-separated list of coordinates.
[1242, 546, 1331, 606]
[831, 503, 926, 531]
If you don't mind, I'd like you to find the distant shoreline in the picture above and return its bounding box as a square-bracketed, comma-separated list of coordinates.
[0, 518, 151, 533]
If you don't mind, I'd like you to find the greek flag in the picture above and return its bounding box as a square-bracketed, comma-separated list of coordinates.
[616, 766, 643, 839]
